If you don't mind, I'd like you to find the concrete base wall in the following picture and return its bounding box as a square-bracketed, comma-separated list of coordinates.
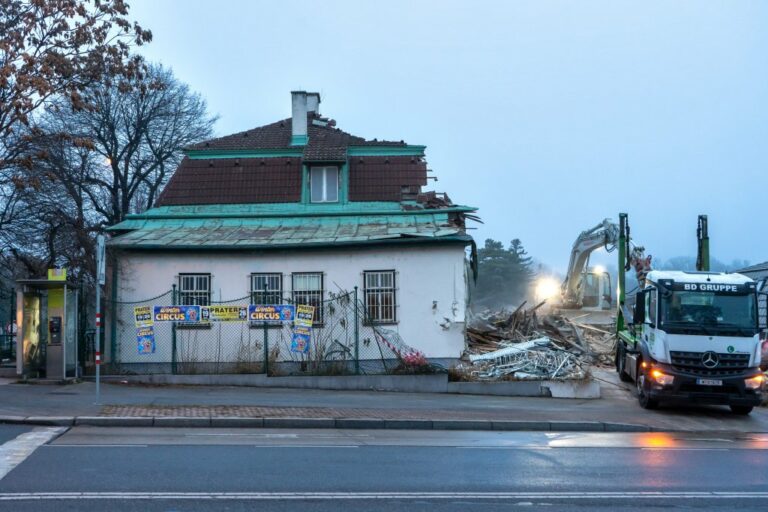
[104, 374, 601, 398]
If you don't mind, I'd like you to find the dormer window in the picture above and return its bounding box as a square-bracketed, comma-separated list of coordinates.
[310, 166, 339, 203]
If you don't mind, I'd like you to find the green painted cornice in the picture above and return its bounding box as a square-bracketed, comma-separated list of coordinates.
[110, 204, 477, 227]
[184, 145, 427, 160]
[290, 134, 308, 146]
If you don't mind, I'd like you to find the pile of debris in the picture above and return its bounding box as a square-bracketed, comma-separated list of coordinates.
[460, 302, 615, 381]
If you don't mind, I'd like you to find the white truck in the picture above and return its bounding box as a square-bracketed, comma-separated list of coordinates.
[615, 214, 765, 414]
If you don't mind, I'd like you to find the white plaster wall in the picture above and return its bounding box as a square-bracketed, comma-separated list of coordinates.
[114, 244, 469, 360]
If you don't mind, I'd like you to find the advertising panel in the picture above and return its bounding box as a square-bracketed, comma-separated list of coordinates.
[248, 304, 295, 323]
[153, 305, 201, 323]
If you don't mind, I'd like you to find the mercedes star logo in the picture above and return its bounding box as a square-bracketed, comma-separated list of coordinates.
[701, 351, 720, 369]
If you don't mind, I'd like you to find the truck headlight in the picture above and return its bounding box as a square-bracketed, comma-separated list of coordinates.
[650, 369, 674, 386]
[744, 374, 765, 391]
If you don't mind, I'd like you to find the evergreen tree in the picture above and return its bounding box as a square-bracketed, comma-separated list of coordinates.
[473, 238, 536, 308]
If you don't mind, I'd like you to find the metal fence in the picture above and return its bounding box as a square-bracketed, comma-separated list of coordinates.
[101, 288, 426, 376]
[0, 335, 14, 363]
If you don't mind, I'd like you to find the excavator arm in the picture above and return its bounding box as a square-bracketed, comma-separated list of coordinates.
[561, 219, 620, 308]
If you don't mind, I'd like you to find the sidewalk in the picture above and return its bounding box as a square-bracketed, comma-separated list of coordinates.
[0, 376, 766, 432]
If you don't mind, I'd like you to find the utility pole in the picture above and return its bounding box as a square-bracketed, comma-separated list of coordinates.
[95, 235, 106, 403]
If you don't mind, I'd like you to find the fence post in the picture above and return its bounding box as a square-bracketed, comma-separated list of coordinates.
[171, 285, 177, 375]
[354, 286, 360, 375]
[262, 284, 269, 375]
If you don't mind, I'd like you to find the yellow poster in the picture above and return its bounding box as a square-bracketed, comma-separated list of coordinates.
[295, 304, 315, 328]
[201, 305, 248, 322]
[134, 306, 153, 328]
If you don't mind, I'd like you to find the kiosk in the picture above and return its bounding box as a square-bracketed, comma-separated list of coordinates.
[15, 270, 79, 380]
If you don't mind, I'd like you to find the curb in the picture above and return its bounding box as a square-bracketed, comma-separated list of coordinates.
[0, 415, 659, 432]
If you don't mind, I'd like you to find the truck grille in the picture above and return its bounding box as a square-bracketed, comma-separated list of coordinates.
[669, 351, 751, 377]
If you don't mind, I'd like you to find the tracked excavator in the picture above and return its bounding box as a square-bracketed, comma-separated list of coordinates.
[556, 219, 650, 320]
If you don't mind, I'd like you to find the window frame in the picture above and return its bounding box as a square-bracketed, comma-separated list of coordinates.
[309, 166, 339, 203]
[363, 270, 397, 325]
[178, 273, 211, 307]
[250, 273, 284, 305]
[177, 273, 212, 329]
[291, 272, 324, 325]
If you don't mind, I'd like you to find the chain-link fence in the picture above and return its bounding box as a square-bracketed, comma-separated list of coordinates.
[102, 288, 430, 376]
[0, 285, 15, 363]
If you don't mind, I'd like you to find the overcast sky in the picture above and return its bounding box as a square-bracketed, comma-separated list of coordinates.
[130, 0, 767, 272]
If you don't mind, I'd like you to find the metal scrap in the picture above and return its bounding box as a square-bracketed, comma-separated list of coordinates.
[461, 303, 614, 381]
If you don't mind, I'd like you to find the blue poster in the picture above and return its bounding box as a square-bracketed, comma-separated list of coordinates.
[248, 304, 295, 323]
[153, 305, 201, 323]
[290, 326, 311, 354]
[137, 326, 155, 354]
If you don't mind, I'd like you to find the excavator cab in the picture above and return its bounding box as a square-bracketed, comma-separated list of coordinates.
[582, 267, 612, 310]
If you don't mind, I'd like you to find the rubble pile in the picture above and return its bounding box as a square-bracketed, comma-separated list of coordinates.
[460, 302, 615, 381]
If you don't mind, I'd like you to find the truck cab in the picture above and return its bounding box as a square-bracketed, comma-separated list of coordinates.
[618, 270, 764, 414]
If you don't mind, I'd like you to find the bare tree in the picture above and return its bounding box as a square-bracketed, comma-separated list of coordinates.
[3, 64, 215, 279]
[73, 64, 216, 224]
[0, 0, 151, 274]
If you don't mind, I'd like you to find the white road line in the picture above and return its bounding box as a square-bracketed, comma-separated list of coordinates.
[455, 446, 553, 450]
[0, 491, 767, 500]
[47, 445, 149, 448]
[252, 445, 359, 449]
[0, 427, 65, 481]
[640, 448, 729, 451]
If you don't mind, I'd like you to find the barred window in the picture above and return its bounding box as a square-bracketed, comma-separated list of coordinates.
[179, 274, 211, 306]
[364, 270, 396, 323]
[251, 273, 283, 304]
[292, 272, 323, 323]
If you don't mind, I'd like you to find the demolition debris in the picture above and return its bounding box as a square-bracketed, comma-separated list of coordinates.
[460, 302, 615, 381]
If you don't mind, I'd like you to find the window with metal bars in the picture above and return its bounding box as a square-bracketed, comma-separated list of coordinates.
[364, 270, 396, 324]
[178, 274, 211, 306]
[292, 272, 324, 323]
[251, 273, 283, 305]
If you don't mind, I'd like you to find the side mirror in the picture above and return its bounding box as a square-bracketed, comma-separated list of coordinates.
[634, 290, 646, 324]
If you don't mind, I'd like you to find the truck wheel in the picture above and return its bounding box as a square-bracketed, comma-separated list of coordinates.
[637, 368, 659, 410]
[729, 405, 753, 415]
[616, 343, 633, 383]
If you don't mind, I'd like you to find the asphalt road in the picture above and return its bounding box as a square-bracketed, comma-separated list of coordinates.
[1, 426, 767, 510]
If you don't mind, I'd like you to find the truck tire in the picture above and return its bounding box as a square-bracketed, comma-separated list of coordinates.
[637, 367, 659, 410]
[616, 343, 633, 383]
[729, 405, 753, 415]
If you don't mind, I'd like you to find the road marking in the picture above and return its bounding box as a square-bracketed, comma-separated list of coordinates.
[47, 445, 149, 448]
[0, 491, 767, 500]
[455, 446, 553, 450]
[641, 448, 729, 451]
[0, 428, 65, 481]
[252, 445, 359, 449]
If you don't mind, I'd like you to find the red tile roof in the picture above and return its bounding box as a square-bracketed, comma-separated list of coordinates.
[187, 114, 408, 161]
[349, 156, 428, 202]
[156, 157, 302, 206]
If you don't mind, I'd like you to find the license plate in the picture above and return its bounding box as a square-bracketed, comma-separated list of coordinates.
[696, 378, 723, 386]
